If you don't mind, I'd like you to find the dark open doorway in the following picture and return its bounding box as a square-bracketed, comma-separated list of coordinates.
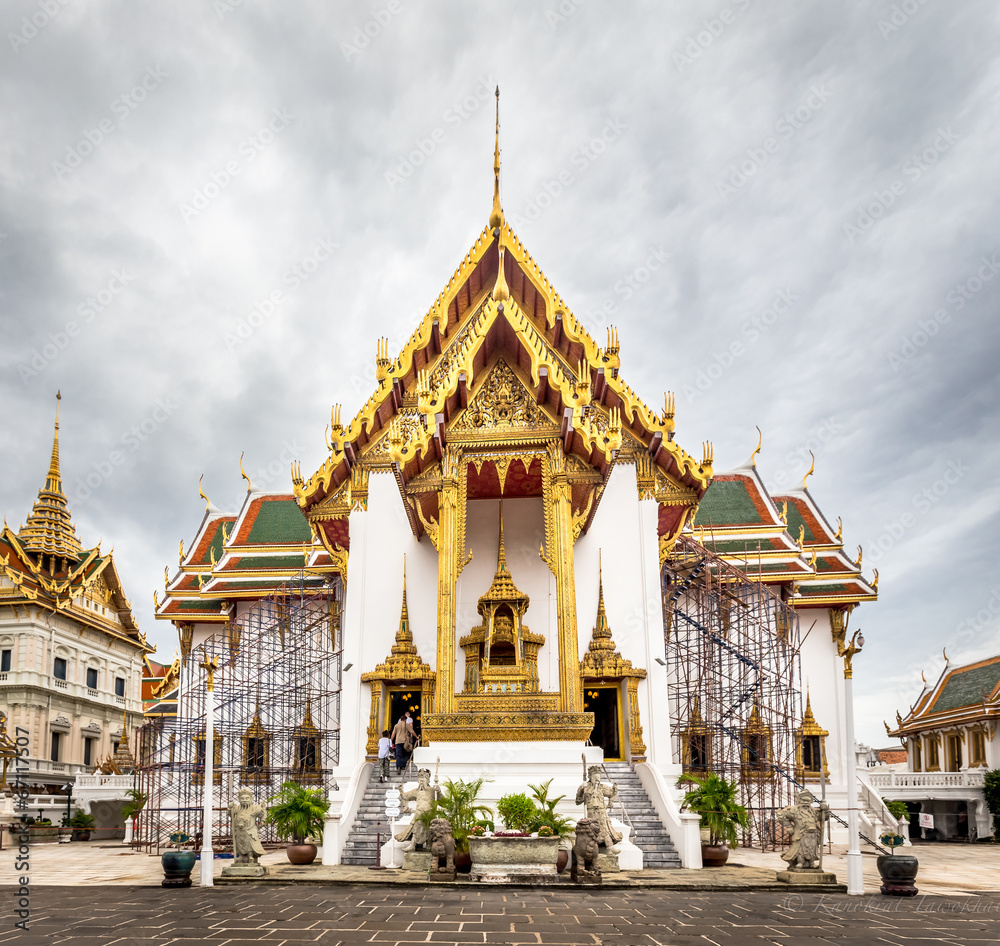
[388, 689, 422, 739]
[584, 686, 622, 761]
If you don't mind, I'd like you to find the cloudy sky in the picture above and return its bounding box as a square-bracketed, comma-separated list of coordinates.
[2, 1, 998, 748]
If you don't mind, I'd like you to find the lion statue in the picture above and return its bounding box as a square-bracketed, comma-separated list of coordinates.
[429, 817, 456, 878]
[571, 817, 602, 883]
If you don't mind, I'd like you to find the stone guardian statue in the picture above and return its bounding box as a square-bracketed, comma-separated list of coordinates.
[222, 787, 268, 877]
[394, 768, 439, 851]
[575, 763, 622, 850]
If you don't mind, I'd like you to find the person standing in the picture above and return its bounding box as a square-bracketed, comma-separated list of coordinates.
[377, 729, 392, 782]
[391, 713, 413, 774]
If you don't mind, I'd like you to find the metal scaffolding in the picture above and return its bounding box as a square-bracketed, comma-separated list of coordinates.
[663, 535, 803, 849]
[136, 577, 342, 853]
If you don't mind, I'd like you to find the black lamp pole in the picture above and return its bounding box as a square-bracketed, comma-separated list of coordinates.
[62, 783, 72, 826]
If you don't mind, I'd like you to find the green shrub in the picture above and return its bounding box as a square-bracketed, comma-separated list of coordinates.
[527, 779, 572, 836]
[265, 782, 330, 844]
[984, 770, 1000, 839]
[882, 797, 910, 821]
[677, 772, 749, 848]
[497, 792, 536, 833]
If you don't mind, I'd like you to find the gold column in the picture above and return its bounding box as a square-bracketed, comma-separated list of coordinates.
[548, 442, 582, 713]
[434, 449, 461, 713]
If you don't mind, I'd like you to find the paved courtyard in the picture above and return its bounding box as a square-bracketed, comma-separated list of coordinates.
[2, 884, 1000, 945]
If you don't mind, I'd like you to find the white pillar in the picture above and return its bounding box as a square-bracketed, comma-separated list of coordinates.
[843, 673, 863, 895]
[200, 679, 215, 887]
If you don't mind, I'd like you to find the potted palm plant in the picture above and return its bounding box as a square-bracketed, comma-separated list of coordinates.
[69, 810, 96, 842]
[417, 777, 493, 873]
[265, 781, 330, 865]
[677, 772, 749, 867]
[528, 780, 573, 872]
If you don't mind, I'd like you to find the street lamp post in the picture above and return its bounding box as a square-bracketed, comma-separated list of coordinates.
[199, 656, 219, 888]
[841, 629, 865, 896]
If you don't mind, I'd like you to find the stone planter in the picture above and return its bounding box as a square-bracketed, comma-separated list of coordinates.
[286, 843, 318, 865]
[877, 854, 919, 896]
[161, 850, 197, 887]
[469, 835, 561, 884]
[27, 827, 60, 844]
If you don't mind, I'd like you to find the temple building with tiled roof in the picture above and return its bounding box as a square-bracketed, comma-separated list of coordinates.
[0, 394, 149, 824]
[876, 653, 999, 840]
[150, 93, 889, 866]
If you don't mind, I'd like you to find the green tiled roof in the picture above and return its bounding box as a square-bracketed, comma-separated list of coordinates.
[931, 662, 1000, 714]
[799, 583, 850, 594]
[246, 501, 312, 544]
[694, 479, 763, 527]
[206, 524, 227, 563]
[176, 600, 215, 611]
[228, 554, 307, 570]
[708, 539, 771, 553]
[784, 503, 818, 544]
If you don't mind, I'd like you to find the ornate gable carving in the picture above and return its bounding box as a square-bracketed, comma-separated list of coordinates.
[454, 360, 543, 432]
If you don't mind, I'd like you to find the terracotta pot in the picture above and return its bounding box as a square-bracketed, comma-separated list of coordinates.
[161, 850, 197, 887]
[877, 854, 919, 897]
[700, 844, 730, 867]
[286, 843, 318, 865]
[454, 851, 472, 874]
[556, 849, 569, 873]
[71, 830, 92, 842]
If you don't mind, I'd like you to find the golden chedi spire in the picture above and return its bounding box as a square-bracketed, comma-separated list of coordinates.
[18, 391, 84, 561]
[390, 557, 417, 657]
[587, 554, 616, 655]
[479, 503, 528, 610]
[489, 85, 504, 230]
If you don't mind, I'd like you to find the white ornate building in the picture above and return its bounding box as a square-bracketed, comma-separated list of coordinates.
[0, 395, 149, 836]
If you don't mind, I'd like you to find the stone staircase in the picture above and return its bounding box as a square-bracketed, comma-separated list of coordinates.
[342, 761, 682, 868]
[601, 761, 682, 869]
[341, 765, 415, 866]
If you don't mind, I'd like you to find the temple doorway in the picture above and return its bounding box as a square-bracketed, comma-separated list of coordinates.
[387, 689, 422, 741]
[584, 686, 622, 761]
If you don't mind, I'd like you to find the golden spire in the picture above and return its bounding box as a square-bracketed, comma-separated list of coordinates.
[802, 450, 816, 490]
[590, 553, 613, 648]
[390, 556, 416, 656]
[750, 426, 762, 467]
[18, 391, 84, 560]
[497, 501, 507, 572]
[489, 85, 504, 230]
[803, 687, 817, 725]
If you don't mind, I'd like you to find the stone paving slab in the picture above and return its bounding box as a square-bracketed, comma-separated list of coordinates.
[1, 885, 999, 945]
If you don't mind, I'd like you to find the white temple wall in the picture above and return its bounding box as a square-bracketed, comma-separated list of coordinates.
[574, 463, 673, 768]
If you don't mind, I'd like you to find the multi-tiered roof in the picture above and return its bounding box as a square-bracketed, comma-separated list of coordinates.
[0, 394, 148, 650]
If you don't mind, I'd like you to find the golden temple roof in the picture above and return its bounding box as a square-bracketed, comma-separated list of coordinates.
[17, 392, 84, 560]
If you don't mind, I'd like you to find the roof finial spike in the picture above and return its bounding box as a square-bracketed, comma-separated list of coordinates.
[488, 85, 504, 230]
[802, 450, 816, 490]
[240, 452, 252, 492]
[46, 390, 63, 493]
[750, 425, 762, 467]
